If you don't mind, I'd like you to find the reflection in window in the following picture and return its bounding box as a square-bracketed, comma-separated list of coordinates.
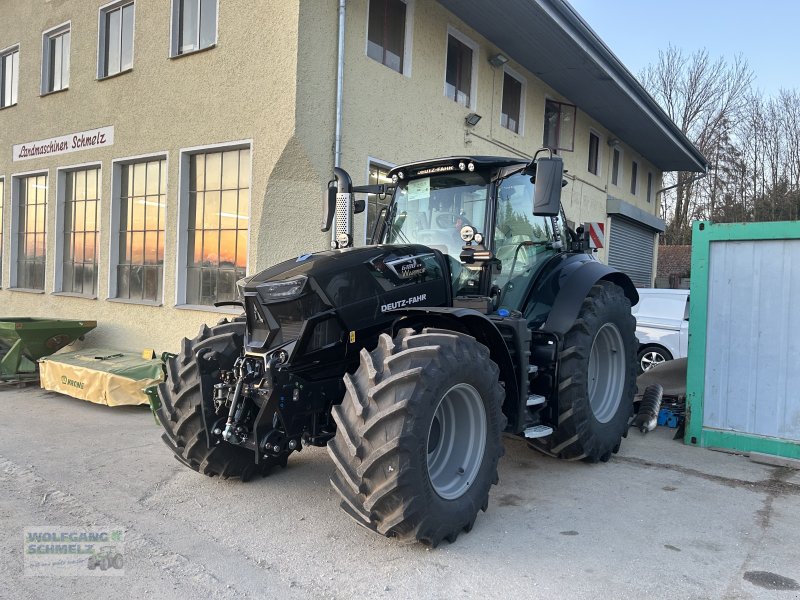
[187, 148, 249, 305]
[543, 99, 575, 152]
[366, 162, 392, 243]
[63, 168, 100, 296]
[43, 26, 70, 93]
[118, 159, 166, 302]
[175, 0, 217, 55]
[101, 1, 134, 77]
[16, 175, 47, 290]
[367, 0, 406, 73]
[445, 34, 473, 107]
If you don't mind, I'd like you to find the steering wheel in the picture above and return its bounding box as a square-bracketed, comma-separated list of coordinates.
[435, 212, 471, 229]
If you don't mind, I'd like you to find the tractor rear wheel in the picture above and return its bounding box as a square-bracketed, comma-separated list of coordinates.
[327, 328, 506, 547]
[528, 281, 637, 462]
[156, 318, 285, 480]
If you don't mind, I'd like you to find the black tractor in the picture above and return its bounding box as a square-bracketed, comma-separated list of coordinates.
[156, 150, 638, 547]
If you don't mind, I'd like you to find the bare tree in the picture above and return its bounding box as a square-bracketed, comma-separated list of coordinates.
[641, 47, 753, 243]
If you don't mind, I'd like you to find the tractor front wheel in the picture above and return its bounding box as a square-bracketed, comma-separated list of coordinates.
[156, 318, 286, 480]
[327, 328, 506, 547]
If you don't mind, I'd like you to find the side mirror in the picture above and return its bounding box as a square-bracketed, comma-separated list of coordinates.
[533, 155, 564, 216]
[321, 183, 337, 232]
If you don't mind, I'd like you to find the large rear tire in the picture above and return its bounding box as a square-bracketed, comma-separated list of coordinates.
[529, 281, 637, 462]
[327, 328, 506, 547]
[156, 318, 285, 480]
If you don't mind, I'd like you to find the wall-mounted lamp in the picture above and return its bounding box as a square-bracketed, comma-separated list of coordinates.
[488, 53, 509, 68]
[465, 113, 482, 127]
[607, 138, 621, 147]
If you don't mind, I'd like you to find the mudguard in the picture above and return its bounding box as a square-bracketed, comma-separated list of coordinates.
[389, 307, 521, 431]
[542, 260, 638, 336]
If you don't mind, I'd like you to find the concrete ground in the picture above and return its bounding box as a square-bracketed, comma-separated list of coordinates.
[1, 387, 799, 600]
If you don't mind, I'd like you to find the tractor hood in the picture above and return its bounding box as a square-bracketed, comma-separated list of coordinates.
[240, 245, 452, 353]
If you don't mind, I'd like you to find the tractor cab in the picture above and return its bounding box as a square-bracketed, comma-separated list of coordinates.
[379, 156, 562, 312]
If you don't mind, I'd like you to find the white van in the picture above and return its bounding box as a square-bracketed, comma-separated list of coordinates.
[631, 289, 690, 374]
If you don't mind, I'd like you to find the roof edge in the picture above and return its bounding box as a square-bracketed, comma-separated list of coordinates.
[541, 0, 709, 173]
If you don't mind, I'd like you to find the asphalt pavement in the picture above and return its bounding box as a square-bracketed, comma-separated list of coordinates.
[1, 386, 799, 599]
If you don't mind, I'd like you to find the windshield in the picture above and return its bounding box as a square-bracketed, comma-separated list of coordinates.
[384, 172, 490, 260]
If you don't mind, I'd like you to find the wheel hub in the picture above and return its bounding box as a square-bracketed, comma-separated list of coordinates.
[426, 383, 487, 500]
[587, 323, 626, 423]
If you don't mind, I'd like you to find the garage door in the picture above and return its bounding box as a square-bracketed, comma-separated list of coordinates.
[607, 216, 655, 287]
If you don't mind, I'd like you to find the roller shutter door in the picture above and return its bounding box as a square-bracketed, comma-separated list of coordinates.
[607, 216, 655, 287]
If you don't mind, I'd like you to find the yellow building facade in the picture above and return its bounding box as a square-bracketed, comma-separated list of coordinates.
[0, 0, 704, 352]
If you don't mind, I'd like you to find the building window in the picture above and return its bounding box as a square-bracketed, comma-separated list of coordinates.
[1, 46, 19, 108]
[444, 30, 476, 108]
[611, 148, 621, 186]
[366, 161, 393, 244]
[543, 100, 576, 152]
[647, 172, 654, 203]
[117, 159, 166, 302]
[501, 70, 524, 134]
[587, 132, 600, 175]
[99, 1, 134, 78]
[16, 174, 47, 290]
[186, 148, 249, 305]
[62, 168, 100, 296]
[630, 161, 639, 195]
[367, 0, 407, 74]
[42, 24, 70, 94]
[172, 0, 217, 56]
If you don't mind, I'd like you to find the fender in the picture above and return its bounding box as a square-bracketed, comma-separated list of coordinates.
[542, 260, 638, 336]
[388, 307, 522, 432]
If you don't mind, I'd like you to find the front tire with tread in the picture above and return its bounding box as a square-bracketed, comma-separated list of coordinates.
[156, 317, 285, 481]
[327, 327, 506, 547]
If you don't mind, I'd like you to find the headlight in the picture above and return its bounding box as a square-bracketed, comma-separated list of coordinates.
[256, 276, 308, 304]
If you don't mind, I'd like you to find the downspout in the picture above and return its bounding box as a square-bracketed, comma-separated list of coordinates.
[334, 0, 346, 168]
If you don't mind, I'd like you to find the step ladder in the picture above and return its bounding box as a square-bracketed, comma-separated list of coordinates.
[523, 424, 553, 439]
[526, 394, 546, 407]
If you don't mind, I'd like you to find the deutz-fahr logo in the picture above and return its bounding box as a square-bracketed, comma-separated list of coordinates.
[61, 375, 85, 390]
[381, 294, 428, 312]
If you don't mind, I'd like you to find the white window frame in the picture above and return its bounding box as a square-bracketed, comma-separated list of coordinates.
[175, 140, 252, 311]
[169, 0, 219, 58]
[364, 0, 415, 77]
[500, 64, 526, 136]
[630, 160, 639, 196]
[0, 44, 20, 109]
[363, 156, 396, 245]
[97, 0, 136, 79]
[9, 169, 49, 291]
[53, 161, 102, 296]
[443, 26, 479, 111]
[41, 21, 71, 95]
[587, 129, 602, 176]
[108, 151, 169, 304]
[611, 146, 623, 187]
